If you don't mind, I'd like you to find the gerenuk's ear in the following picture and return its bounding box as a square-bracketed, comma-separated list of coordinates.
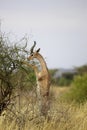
[36, 48, 40, 53]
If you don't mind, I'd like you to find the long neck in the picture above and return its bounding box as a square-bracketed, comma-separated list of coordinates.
[35, 53, 48, 72]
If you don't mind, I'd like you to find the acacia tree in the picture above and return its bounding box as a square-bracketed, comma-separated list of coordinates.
[0, 31, 30, 115]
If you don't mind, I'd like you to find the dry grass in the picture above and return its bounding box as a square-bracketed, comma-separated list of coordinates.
[0, 86, 87, 130]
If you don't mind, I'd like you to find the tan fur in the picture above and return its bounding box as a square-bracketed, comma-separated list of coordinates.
[22, 43, 50, 116]
[28, 51, 50, 115]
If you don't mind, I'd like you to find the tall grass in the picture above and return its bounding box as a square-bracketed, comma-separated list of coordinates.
[0, 86, 87, 130]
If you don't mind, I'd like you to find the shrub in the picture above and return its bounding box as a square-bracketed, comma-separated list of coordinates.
[0, 29, 35, 114]
[64, 74, 87, 103]
[58, 77, 72, 86]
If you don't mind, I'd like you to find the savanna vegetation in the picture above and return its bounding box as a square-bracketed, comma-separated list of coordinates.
[0, 30, 36, 115]
[49, 69, 77, 86]
[0, 28, 87, 130]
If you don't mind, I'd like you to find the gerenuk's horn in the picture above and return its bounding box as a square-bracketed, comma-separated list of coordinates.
[30, 41, 36, 54]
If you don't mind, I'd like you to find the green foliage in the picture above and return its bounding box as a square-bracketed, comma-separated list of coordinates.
[49, 69, 58, 85]
[58, 77, 72, 86]
[49, 69, 58, 76]
[76, 65, 87, 75]
[20, 67, 36, 90]
[49, 69, 74, 86]
[65, 74, 87, 103]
